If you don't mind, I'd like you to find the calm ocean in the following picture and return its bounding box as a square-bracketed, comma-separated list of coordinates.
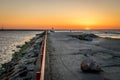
[0, 31, 42, 64]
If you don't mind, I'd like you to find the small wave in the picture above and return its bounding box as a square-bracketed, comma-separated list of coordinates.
[96, 34, 120, 39]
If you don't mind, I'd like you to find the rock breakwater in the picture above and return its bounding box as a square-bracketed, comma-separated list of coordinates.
[0, 31, 45, 80]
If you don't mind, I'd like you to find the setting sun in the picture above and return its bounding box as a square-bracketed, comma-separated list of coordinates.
[80, 18, 98, 27]
[85, 27, 91, 30]
[73, 18, 101, 30]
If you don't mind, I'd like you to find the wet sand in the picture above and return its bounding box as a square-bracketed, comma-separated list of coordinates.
[46, 32, 120, 80]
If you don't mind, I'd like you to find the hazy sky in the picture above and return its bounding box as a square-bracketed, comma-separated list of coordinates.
[0, 0, 120, 29]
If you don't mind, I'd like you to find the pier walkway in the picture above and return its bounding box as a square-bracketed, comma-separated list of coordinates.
[45, 32, 106, 80]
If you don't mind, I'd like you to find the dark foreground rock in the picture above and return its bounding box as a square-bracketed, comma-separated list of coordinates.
[81, 58, 102, 73]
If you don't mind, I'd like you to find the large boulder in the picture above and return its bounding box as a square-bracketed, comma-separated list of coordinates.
[81, 58, 102, 72]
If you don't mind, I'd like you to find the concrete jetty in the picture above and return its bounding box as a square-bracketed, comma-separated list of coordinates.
[45, 31, 120, 80]
[0, 31, 120, 80]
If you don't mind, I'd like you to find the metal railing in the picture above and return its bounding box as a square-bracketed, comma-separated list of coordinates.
[36, 31, 47, 80]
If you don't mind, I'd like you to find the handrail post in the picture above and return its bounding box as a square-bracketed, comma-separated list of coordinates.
[36, 72, 40, 80]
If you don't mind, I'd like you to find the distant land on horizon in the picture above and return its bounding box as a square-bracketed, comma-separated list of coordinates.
[0, 28, 120, 31]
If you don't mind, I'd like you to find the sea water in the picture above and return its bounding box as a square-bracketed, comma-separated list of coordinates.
[83, 30, 120, 39]
[0, 31, 42, 64]
[95, 30, 120, 39]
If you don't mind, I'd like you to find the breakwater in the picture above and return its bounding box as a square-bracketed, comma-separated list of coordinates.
[0, 31, 46, 80]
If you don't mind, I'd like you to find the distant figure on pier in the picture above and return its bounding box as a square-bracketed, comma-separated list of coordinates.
[50, 27, 55, 33]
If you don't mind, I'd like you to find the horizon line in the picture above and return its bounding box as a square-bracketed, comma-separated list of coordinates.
[0, 28, 120, 31]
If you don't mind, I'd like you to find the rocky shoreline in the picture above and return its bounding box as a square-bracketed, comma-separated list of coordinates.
[0, 31, 45, 80]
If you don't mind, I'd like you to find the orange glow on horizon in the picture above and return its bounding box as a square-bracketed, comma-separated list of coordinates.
[0, 0, 120, 30]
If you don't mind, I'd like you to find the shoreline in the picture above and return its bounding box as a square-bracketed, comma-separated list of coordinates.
[0, 31, 120, 80]
[0, 31, 43, 64]
[0, 31, 45, 80]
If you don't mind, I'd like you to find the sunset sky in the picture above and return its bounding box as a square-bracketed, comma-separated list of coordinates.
[0, 0, 120, 30]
